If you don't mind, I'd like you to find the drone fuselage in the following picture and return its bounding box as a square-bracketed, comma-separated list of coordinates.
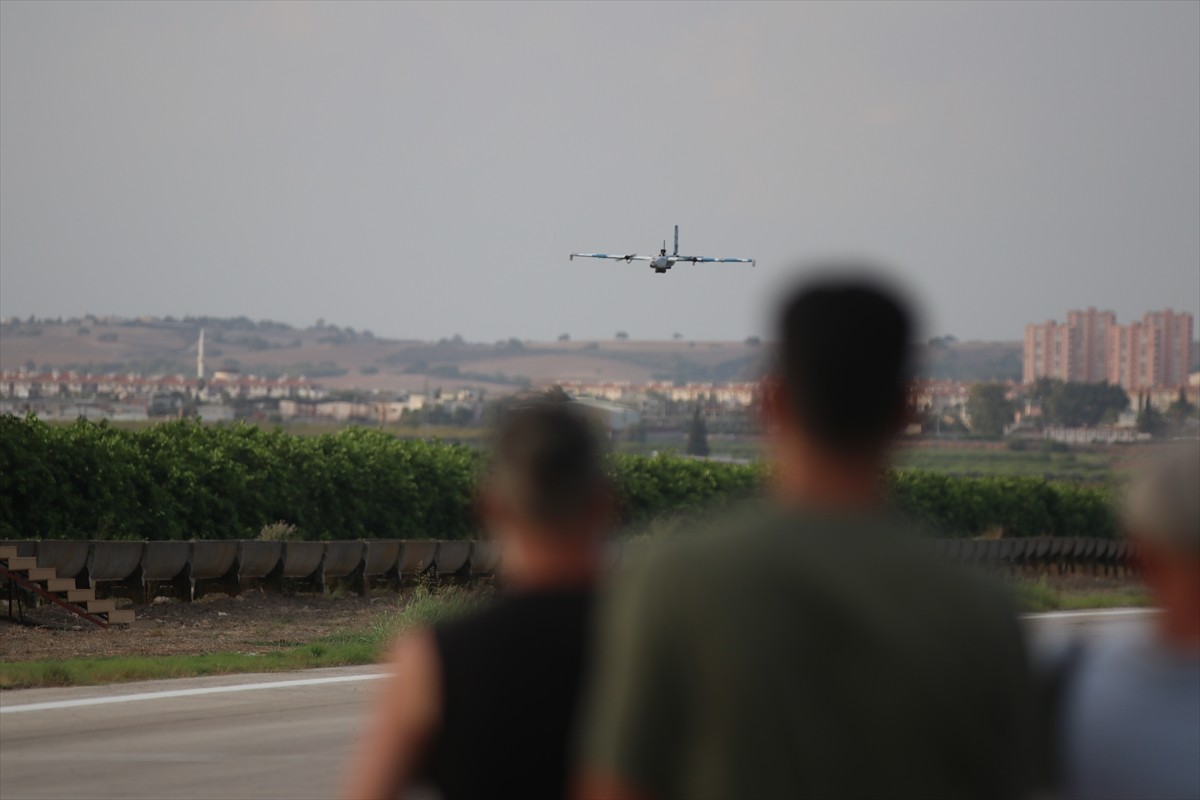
[651, 255, 671, 272]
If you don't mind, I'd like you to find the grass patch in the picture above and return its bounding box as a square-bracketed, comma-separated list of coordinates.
[1009, 577, 1153, 613]
[0, 587, 485, 691]
[895, 447, 1123, 484]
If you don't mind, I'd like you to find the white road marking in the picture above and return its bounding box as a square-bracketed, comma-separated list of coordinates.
[0, 672, 389, 715]
[1021, 607, 1159, 621]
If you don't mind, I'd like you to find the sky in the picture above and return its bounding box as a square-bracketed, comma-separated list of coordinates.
[1, 1, 1197, 343]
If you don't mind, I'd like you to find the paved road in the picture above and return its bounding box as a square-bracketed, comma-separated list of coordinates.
[0, 609, 1159, 800]
[0, 666, 389, 800]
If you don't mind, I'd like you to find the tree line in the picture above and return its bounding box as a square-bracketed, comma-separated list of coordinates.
[964, 379, 1196, 438]
[0, 416, 1117, 542]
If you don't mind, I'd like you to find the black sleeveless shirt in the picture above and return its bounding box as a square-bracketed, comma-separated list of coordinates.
[422, 588, 594, 800]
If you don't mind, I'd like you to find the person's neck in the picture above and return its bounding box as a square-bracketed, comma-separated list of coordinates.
[499, 535, 602, 592]
[773, 445, 886, 513]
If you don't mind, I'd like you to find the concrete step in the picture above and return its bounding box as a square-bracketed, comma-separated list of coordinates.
[66, 588, 95, 603]
[104, 610, 135, 625]
[85, 599, 116, 614]
[2, 556, 36, 570]
[46, 578, 76, 592]
[27, 567, 56, 581]
[0, 546, 17, 559]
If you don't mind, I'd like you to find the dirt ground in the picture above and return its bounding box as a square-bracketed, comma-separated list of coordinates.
[0, 590, 409, 663]
[0, 573, 1147, 665]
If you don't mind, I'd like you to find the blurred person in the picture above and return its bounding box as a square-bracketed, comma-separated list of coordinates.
[576, 275, 1036, 800]
[343, 400, 612, 800]
[1057, 441, 1200, 800]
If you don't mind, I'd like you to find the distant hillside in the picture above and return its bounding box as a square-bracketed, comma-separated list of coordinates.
[920, 337, 1022, 382]
[0, 317, 767, 394]
[1, 316, 1043, 389]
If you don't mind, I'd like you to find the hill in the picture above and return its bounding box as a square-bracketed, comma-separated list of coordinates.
[0, 316, 1053, 391]
[0, 317, 768, 394]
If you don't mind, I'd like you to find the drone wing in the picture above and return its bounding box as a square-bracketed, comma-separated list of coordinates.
[569, 253, 652, 262]
[673, 255, 756, 267]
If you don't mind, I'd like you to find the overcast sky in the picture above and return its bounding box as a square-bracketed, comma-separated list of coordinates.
[1, 1, 1197, 342]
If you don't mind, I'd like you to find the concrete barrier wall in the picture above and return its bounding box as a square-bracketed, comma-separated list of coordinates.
[470, 542, 501, 576]
[143, 542, 192, 581]
[399, 541, 438, 576]
[281, 542, 325, 579]
[435, 541, 471, 576]
[35, 541, 89, 578]
[10, 540, 37, 559]
[323, 541, 366, 579]
[190, 541, 238, 580]
[238, 541, 283, 579]
[363, 541, 403, 577]
[7, 535, 1136, 605]
[88, 542, 145, 583]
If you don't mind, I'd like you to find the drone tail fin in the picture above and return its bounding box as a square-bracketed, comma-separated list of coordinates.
[673, 225, 679, 256]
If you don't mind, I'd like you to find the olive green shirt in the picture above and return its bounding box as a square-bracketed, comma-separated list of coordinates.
[579, 506, 1035, 800]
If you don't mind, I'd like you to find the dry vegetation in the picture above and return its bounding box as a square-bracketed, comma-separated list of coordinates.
[0, 591, 405, 663]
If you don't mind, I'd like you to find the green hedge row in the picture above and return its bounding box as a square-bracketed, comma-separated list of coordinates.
[888, 470, 1117, 541]
[0, 416, 1117, 541]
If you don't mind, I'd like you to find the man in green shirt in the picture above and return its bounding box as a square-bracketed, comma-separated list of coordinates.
[577, 276, 1035, 800]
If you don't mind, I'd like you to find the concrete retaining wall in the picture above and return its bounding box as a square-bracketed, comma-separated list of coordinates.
[435, 541, 471, 577]
[88, 542, 145, 583]
[34, 540, 89, 578]
[363, 541, 403, 577]
[281, 542, 325, 580]
[323, 542, 366, 579]
[6, 535, 1135, 606]
[470, 542, 501, 576]
[238, 541, 283, 579]
[143, 542, 191, 581]
[190, 541, 238, 580]
[399, 541, 438, 577]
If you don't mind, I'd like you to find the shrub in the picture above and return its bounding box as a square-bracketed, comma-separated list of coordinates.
[258, 521, 298, 541]
[0, 415, 1118, 542]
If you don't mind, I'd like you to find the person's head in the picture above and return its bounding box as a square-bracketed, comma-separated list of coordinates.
[482, 398, 612, 584]
[1125, 441, 1200, 650]
[765, 274, 914, 504]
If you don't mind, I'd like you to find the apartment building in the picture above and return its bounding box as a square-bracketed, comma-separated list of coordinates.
[1066, 308, 1117, 382]
[1023, 319, 1073, 384]
[1023, 307, 1193, 391]
[1106, 310, 1194, 391]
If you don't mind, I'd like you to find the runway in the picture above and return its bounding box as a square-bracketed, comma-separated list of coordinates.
[0, 609, 1159, 800]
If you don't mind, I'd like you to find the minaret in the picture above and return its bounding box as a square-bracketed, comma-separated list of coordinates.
[197, 328, 206, 380]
